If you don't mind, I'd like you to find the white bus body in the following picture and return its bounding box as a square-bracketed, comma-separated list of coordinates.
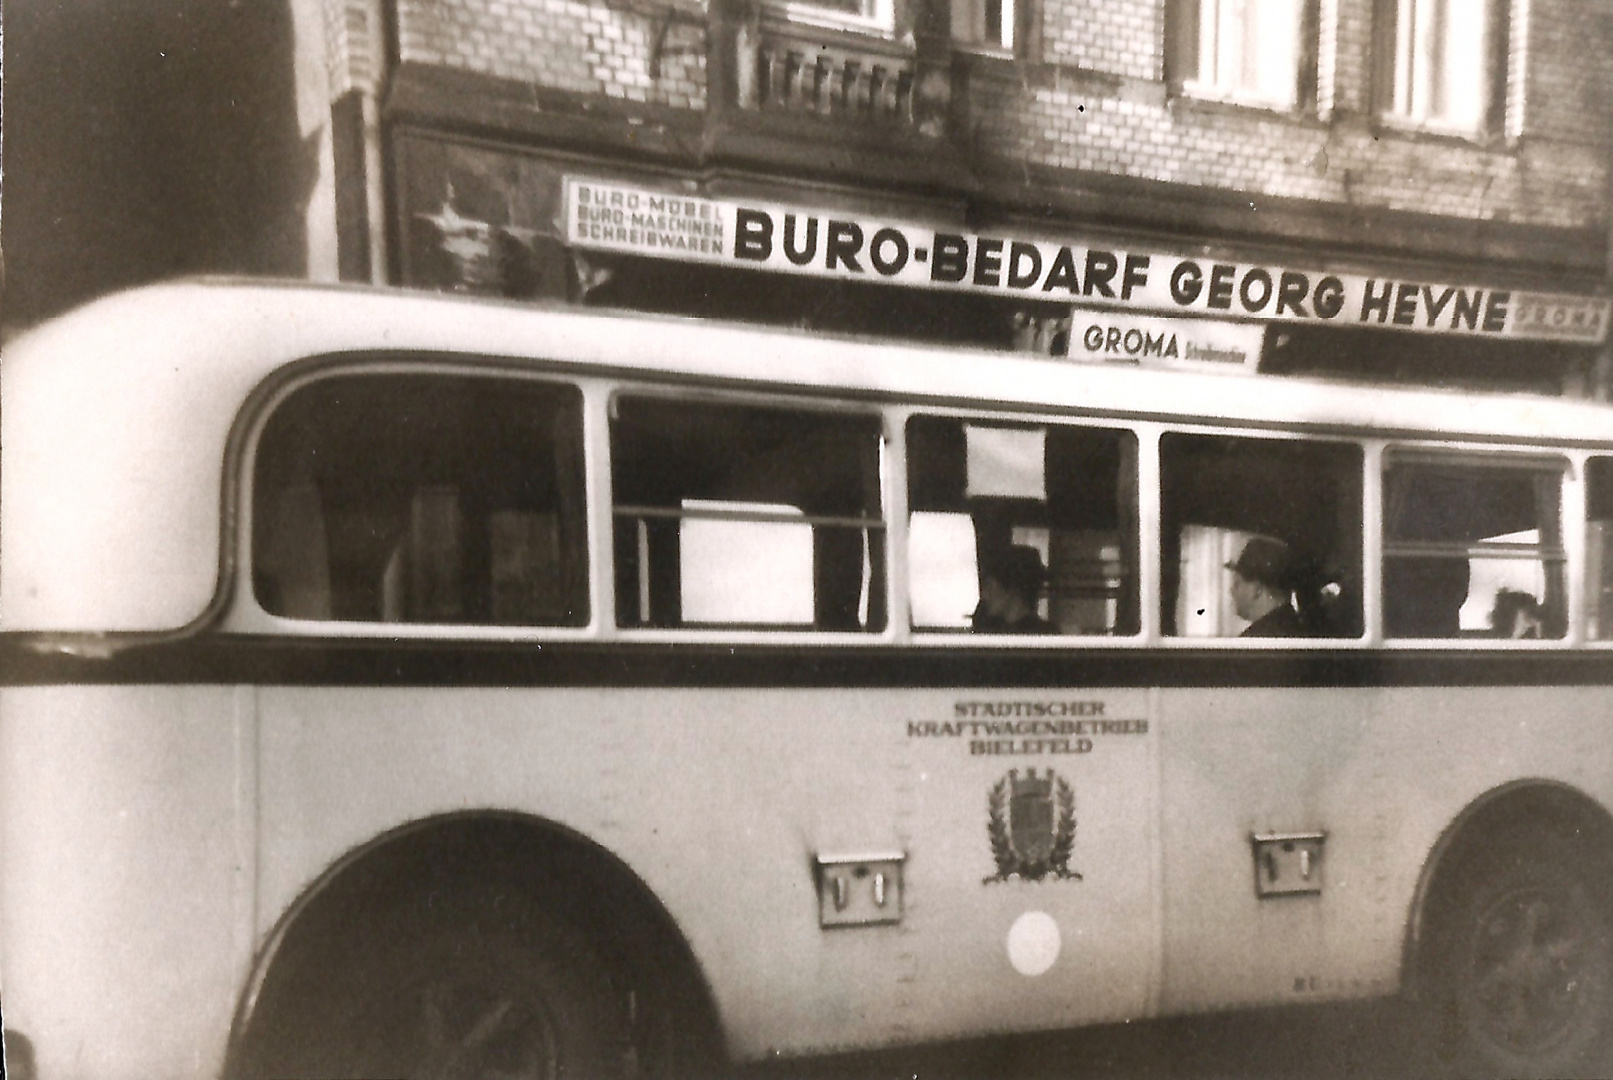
[5, 280, 1613, 1079]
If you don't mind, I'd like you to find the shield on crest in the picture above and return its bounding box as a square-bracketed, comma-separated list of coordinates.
[1009, 770, 1056, 865]
[984, 767, 1082, 883]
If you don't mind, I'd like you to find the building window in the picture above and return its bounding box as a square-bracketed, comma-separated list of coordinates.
[952, 0, 1016, 52]
[1167, 0, 1315, 110]
[1376, 0, 1507, 136]
[780, 0, 895, 35]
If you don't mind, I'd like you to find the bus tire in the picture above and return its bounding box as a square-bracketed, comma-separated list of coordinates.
[263, 885, 633, 1080]
[1427, 831, 1613, 1079]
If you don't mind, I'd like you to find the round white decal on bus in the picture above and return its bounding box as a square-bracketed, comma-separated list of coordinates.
[1006, 910, 1061, 976]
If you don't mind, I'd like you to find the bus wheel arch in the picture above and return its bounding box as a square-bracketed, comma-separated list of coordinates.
[1407, 780, 1613, 1077]
[223, 811, 725, 1080]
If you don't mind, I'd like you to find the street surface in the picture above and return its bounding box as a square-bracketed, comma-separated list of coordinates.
[737, 1000, 1432, 1080]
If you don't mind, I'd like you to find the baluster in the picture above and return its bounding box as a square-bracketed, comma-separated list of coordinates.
[895, 68, 915, 124]
[791, 50, 814, 110]
[869, 67, 889, 119]
[773, 49, 788, 108]
[803, 53, 819, 113]
[852, 64, 874, 117]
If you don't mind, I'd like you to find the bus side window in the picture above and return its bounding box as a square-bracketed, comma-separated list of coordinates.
[1382, 455, 1565, 639]
[905, 415, 1138, 636]
[1585, 458, 1613, 639]
[1160, 434, 1363, 638]
[252, 374, 588, 626]
[610, 397, 886, 632]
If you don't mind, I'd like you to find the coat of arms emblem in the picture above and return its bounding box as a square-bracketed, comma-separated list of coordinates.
[984, 767, 1081, 883]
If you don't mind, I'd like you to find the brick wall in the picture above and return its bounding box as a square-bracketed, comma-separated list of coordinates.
[1041, 0, 1158, 81]
[969, 0, 1609, 229]
[1524, 0, 1613, 149]
[393, 0, 706, 108]
[330, 0, 1607, 230]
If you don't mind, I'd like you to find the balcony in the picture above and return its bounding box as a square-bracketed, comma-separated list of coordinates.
[723, 1, 953, 144]
[738, 24, 917, 125]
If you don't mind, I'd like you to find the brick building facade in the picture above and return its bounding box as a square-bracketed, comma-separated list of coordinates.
[306, 0, 1612, 389]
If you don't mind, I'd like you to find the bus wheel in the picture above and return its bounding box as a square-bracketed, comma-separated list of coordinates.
[284, 888, 632, 1080]
[1430, 833, 1613, 1078]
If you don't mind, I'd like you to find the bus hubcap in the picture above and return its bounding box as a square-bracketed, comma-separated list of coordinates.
[415, 980, 560, 1080]
[1465, 887, 1599, 1055]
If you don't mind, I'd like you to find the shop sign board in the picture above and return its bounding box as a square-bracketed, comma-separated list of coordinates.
[563, 177, 1609, 345]
[1065, 313, 1265, 373]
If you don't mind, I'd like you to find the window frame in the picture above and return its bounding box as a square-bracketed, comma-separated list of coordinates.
[1165, 0, 1321, 113]
[606, 385, 890, 638]
[772, 0, 898, 39]
[1378, 446, 1569, 643]
[235, 360, 596, 639]
[1156, 425, 1367, 643]
[949, 0, 1026, 57]
[1372, 0, 1511, 140]
[900, 405, 1145, 644]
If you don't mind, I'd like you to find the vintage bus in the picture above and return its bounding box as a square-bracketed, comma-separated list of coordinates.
[5, 279, 1613, 1080]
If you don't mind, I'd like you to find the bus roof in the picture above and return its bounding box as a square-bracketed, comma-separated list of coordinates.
[6, 278, 1613, 633]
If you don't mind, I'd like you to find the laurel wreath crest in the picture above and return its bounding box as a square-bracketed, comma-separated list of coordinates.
[984, 772, 1082, 884]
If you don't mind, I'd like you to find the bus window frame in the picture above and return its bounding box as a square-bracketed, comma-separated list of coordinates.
[1376, 442, 1576, 649]
[898, 403, 1148, 646]
[604, 383, 897, 645]
[1151, 420, 1370, 649]
[227, 359, 608, 641]
[222, 356, 1604, 653]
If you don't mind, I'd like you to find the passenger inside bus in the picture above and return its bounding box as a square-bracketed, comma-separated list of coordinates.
[971, 546, 1058, 634]
[1382, 557, 1471, 637]
[1382, 456, 1565, 638]
[1161, 433, 1362, 638]
[1225, 537, 1304, 638]
[906, 415, 1139, 635]
[1490, 588, 1544, 638]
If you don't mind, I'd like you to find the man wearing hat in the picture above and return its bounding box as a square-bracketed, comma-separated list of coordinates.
[973, 545, 1059, 634]
[1227, 536, 1304, 637]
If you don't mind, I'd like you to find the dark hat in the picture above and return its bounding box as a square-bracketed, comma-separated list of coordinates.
[1226, 537, 1293, 590]
[994, 545, 1048, 600]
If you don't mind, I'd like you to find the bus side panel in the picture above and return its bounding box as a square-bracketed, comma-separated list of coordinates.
[0, 684, 250, 1080]
[1157, 685, 1613, 1015]
[255, 684, 1158, 1060]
